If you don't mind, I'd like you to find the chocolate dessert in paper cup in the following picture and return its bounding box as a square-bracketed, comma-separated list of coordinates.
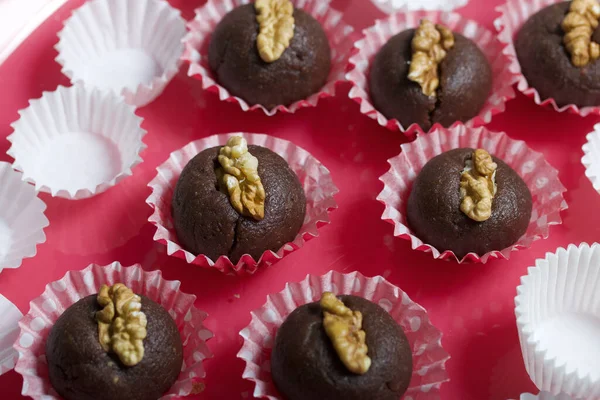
[495, 0, 600, 116]
[146, 133, 337, 275]
[582, 123, 600, 192]
[56, 0, 186, 107]
[182, 0, 356, 115]
[237, 270, 450, 399]
[378, 126, 567, 263]
[0, 162, 48, 271]
[7, 85, 146, 200]
[516, 243, 600, 399]
[346, 11, 516, 136]
[14, 262, 213, 400]
[0, 294, 22, 376]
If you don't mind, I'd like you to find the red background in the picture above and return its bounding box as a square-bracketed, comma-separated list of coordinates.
[0, 0, 598, 398]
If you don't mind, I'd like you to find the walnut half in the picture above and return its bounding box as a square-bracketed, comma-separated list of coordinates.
[459, 149, 498, 222]
[217, 136, 266, 220]
[96, 283, 148, 367]
[255, 0, 295, 63]
[562, 0, 600, 67]
[408, 19, 455, 97]
[320, 292, 371, 375]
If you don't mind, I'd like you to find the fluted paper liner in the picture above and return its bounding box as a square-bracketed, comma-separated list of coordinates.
[516, 243, 600, 399]
[56, 0, 186, 107]
[146, 133, 338, 275]
[582, 124, 600, 193]
[495, 0, 600, 116]
[7, 85, 147, 199]
[370, 0, 469, 14]
[0, 162, 48, 271]
[377, 125, 567, 263]
[346, 10, 516, 136]
[517, 393, 573, 400]
[183, 0, 356, 116]
[14, 262, 213, 399]
[237, 270, 450, 399]
[0, 294, 22, 376]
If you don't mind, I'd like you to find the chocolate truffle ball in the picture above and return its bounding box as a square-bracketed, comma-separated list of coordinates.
[407, 148, 532, 258]
[46, 294, 183, 400]
[369, 28, 492, 131]
[271, 295, 413, 400]
[172, 144, 306, 263]
[208, 3, 331, 109]
[516, 2, 600, 107]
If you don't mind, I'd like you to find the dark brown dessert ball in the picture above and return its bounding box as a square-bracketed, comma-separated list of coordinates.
[369, 29, 492, 131]
[172, 145, 306, 263]
[271, 295, 413, 400]
[516, 2, 600, 107]
[46, 295, 183, 400]
[208, 4, 331, 109]
[407, 148, 532, 258]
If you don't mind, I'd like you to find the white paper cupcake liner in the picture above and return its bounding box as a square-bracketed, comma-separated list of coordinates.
[0, 162, 48, 271]
[582, 124, 600, 193]
[182, 0, 357, 116]
[370, 0, 469, 13]
[146, 133, 338, 275]
[494, 0, 600, 116]
[518, 393, 574, 400]
[56, 0, 186, 107]
[346, 10, 516, 136]
[377, 125, 568, 263]
[0, 294, 22, 376]
[14, 262, 213, 399]
[7, 85, 147, 199]
[237, 270, 450, 399]
[516, 243, 600, 399]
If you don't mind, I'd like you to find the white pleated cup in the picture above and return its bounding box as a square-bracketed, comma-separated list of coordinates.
[582, 124, 600, 193]
[370, 0, 469, 13]
[7, 85, 147, 199]
[56, 0, 186, 107]
[0, 162, 48, 270]
[517, 393, 575, 400]
[516, 243, 600, 398]
[0, 294, 22, 376]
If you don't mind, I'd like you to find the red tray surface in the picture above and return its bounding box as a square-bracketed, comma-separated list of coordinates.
[0, 0, 598, 399]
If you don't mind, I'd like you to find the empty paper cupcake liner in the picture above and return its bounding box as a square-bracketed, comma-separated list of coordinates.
[377, 125, 567, 263]
[516, 243, 600, 399]
[517, 393, 573, 400]
[0, 162, 48, 271]
[582, 124, 600, 193]
[14, 262, 213, 399]
[146, 133, 338, 275]
[56, 0, 186, 107]
[370, 0, 469, 13]
[0, 294, 22, 376]
[346, 10, 516, 136]
[182, 0, 357, 116]
[237, 270, 450, 399]
[495, 0, 600, 116]
[7, 84, 147, 199]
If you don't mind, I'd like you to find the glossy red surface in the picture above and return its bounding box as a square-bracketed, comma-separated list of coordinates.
[0, 0, 598, 399]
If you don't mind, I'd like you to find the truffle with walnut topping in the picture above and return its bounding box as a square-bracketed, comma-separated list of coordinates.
[516, 0, 600, 107]
[172, 136, 306, 263]
[208, 0, 331, 109]
[407, 148, 532, 258]
[369, 19, 492, 131]
[271, 293, 413, 400]
[45, 284, 183, 400]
